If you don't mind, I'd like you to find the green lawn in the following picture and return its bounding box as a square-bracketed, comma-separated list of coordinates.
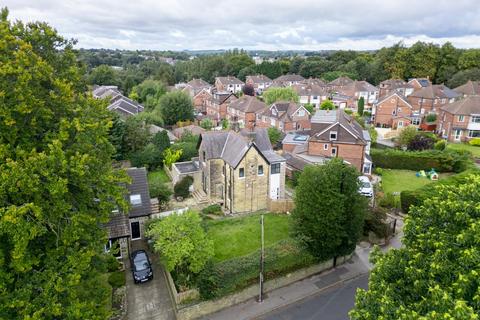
[147, 168, 171, 185]
[206, 213, 291, 262]
[446, 143, 480, 158]
[381, 169, 453, 194]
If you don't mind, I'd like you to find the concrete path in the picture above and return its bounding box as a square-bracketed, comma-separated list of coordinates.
[126, 241, 176, 320]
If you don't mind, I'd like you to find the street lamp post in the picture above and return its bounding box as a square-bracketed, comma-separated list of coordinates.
[258, 213, 264, 303]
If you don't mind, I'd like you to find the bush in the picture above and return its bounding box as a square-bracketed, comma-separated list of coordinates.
[105, 255, 121, 272]
[469, 138, 480, 146]
[108, 271, 126, 289]
[434, 140, 447, 151]
[201, 204, 223, 216]
[344, 109, 353, 115]
[377, 192, 399, 209]
[174, 176, 194, 198]
[171, 142, 198, 162]
[400, 168, 480, 213]
[373, 167, 383, 176]
[425, 113, 437, 123]
[363, 207, 389, 238]
[196, 239, 317, 300]
[370, 148, 472, 173]
[130, 143, 163, 170]
[408, 134, 435, 151]
[149, 180, 172, 206]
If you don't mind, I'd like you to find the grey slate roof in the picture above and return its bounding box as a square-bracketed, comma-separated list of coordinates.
[108, 96, 144, 115]
[126, 167, 152, 218]
[199, 128, 285, 168]
[172, 125, 206, 138]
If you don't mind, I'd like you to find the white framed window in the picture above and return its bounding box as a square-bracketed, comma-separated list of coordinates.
[331, 147, 337, 156]
[472, 116, 480, 123]
[130, 194, 142, 206]
[468, 130, 480, 138]
[412, 118, 420, 125]
[458, 115, 465, 122]
[239, 167, 245, 178]
[329, 131, 337, 141]
[323, 144, 329, 150]
[363, 163, 371, 175]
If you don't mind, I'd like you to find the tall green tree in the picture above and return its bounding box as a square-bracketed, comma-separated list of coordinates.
[357, 97, 365, 116]
[87, 64, 120, 86]
[351, 175, 480, 319]
[0, 10, 126, 319]
[263, 87, 299, 105]
[130, 79, 167, 111]
[292, 160, 366, 260]
[158, 91, 194, 126]
[320, 100, 336, 110]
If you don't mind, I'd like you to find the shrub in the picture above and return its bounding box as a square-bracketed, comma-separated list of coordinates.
[171, 142, 198, 162]
[373, 167, 383, 176]
[397, 126, 418, 147]
[408, 134, 434, 151]
[469, 138, 480, 146]
[370, 148, 472, 173]
[425, 113, 437, 123]
[200, 118, 213, 130]
[105, 255, 121, 273]
[196, 239, 317, 300]
[174, 176, 194, 198]
[377, 192, 399, 209]
[363, 207, 389, 238]
[201, 204, 223, 216]
[344, 109, 353, 115]
[130, 143, 164, 170]
[149, 180, 172, 206]
[108, 271, 126, 289]
[320, 100, 335, 110]
[400, 168, 480, 213]
[434, 140, 447, 151]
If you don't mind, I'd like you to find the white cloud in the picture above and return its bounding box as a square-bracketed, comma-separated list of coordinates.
[3, 0, 480, 50]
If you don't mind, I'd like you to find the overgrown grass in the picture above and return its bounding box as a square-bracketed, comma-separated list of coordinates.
[447, 143, 480, 158]
[147, 168, 170, 185]
[205, 213, 291, 262]
[380, 169, 453, 194]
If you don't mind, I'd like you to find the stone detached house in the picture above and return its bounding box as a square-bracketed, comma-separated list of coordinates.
[292, 83, 328, 107]
[215, 76, 244, 94]
[282, 109, 371, 176]
[454, 80, 480, 97]
[437, 95, 480, 142]
[257, 101, 311, 132]
[205, 91, 237, 123]
[92, 85, 144, 118]
[373, 92, 416, 129]
[103, 167, 152, 259]
[197, 128, 286, 214]
[273, 74, 305, 87]
[227, 95, 267, 129]
[245, 74, 273, 94]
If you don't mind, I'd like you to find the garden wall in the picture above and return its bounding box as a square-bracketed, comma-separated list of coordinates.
[267, 198, 295, 213]
[174, 253, 353, 320]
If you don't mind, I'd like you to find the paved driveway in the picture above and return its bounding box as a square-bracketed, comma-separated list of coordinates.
[126, 241, 176, 320]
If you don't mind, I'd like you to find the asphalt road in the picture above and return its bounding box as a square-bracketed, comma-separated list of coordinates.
[258, 274, 369, 320]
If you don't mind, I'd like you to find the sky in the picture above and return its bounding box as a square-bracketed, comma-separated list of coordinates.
[4, 0, 480, 51]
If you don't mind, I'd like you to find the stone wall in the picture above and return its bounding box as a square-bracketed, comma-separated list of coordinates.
[268, 198, 295, 213]
[175, 253, 353, 320]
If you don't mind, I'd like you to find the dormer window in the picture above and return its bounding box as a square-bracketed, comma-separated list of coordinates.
[329, 131, 337, 141]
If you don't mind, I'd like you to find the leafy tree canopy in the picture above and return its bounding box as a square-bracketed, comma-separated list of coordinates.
[351, 175, 480, 319]
[263, 87, 299, 105]
[158, 91, 194, 126]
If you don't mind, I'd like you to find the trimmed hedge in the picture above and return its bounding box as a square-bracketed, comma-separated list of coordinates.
[196, 239, 318, 300]
[371, 148, 472, 173]
[400, 168, 480, 213]
[201, 204, 223, 216]
[108, 271, 126, 289]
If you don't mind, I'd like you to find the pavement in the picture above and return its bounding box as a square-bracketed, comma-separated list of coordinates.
[203, 215, 404, 320]
[126, 240, 176, 320]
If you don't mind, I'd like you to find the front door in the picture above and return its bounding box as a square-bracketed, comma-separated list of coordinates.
[131, 221, 141, 240]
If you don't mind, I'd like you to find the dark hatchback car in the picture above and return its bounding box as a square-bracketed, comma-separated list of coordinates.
[131, 250, 153, 284]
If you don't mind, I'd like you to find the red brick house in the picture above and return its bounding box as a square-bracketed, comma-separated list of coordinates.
[193, 89, 212, 113]
[292, 83, 328, 107]
[227, 95, 267, 129]
[257, 101, 311, 132]
[407, 78, 431, 90]
[437, 95, 480, 142]
[373, 92, 416, 129]
[378, 79, 414, 98]
[407, 84, 460, 118]
[204, 92, 237, 123]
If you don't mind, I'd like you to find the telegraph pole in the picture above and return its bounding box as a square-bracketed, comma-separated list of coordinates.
[258, 213, 265, 302]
